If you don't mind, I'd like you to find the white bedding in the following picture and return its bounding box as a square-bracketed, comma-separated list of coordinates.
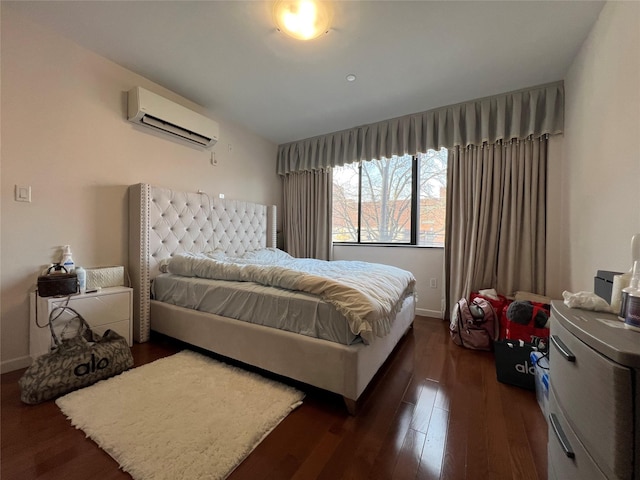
[166, 248, 416, 344]
[152, 274, 361, 345]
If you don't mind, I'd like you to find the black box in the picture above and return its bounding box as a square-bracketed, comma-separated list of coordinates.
[494, 339, 536, 390]
[594, 270, 622, 303]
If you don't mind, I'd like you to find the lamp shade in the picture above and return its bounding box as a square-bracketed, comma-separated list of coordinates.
[273, 0, 332, 41]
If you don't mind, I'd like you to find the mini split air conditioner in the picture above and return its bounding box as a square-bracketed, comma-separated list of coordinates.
[127, 86, 219, 148]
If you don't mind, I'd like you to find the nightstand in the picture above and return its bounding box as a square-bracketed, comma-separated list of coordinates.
[29, 286, 133, 360]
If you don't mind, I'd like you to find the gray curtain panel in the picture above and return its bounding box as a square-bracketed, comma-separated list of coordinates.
[277, 81, 562, 175]
[444, 137, 547, 317]
[282, 169, 333, 260]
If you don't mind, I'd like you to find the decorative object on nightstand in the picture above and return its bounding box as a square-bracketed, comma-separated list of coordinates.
[85, 265, 125, 290]
[37, 264, 77, 297]
[75, 266, 86, 294]
[29, 286, 133, 360]
[61, 245, 75, 272]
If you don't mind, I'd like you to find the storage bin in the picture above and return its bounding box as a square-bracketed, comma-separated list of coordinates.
[530, 351, 549, 421]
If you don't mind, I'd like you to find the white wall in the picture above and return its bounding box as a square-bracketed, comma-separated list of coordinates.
[333, 245, 444, 318]
[561, 1, 640, 292]
[0, 9, 281, 372]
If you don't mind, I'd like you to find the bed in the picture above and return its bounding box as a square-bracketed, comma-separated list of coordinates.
[129, 183, 416, 413]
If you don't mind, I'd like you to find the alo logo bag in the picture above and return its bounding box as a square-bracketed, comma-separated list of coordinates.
[494, 339, 537, 390]
[450, 297, 498, 351]
[19, 306, 134, 404]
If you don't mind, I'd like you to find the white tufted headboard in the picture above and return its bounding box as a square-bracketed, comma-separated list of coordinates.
[129, 183, 277, 342]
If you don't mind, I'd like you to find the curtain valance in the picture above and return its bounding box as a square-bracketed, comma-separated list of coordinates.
[277, 81, 563, 175]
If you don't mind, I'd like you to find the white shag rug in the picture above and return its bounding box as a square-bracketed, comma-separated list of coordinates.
[56, 350, 304, 480]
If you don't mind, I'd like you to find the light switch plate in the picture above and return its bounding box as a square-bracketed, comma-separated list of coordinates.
[15, 185, 31, 203]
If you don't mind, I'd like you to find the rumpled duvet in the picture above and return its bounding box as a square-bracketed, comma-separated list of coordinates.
[166, 248, 416, 344]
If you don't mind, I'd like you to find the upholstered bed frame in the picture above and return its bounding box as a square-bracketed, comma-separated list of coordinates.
[129, 183, 415, 413]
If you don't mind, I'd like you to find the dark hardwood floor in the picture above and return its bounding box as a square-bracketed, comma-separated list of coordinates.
[1, 316, 547, 480]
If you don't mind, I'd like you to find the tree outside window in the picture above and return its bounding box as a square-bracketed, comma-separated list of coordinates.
[332, 149, 447, 247]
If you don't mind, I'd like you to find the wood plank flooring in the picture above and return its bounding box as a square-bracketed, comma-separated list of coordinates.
[1, 316, 547, 480]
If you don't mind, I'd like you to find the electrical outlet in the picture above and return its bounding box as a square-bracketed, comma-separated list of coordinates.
[430, 278, 437, 289]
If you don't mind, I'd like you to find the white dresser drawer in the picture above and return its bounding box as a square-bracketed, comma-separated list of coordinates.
[50, 291, 130, 327]
[550, 319, 633, 480]
[548, 389, 608, 480]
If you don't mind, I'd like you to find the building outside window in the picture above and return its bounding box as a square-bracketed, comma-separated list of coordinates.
[332, 148, 447, 247]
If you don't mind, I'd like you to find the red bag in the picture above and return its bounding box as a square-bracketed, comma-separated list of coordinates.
[470, 292, 512, 339]
[504, 301, 550, 346]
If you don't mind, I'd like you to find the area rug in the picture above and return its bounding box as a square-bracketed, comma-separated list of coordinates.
[55, 350, 304, 480]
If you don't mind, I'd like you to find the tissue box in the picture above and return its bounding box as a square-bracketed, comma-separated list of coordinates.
[594, 270, 622, 303]
[86, 266, 125, 290]
[530, 351, 549, 421]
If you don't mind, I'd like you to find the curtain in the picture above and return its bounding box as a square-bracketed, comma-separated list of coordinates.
[444, 136, 547, 316]
[282, 169, 333, 260]
[277, 81, 563, 175]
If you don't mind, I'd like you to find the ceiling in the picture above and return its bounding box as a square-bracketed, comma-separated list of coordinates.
[7, 1, 604, 145]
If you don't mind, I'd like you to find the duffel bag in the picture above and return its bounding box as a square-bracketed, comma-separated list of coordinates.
[19, 306, 134, 404]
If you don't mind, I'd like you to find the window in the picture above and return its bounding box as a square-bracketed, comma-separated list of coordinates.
[332, 148, 447, 247]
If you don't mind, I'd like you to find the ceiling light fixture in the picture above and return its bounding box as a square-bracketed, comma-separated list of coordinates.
[273, 0, 332, 41]
[346, 74, 356, 82]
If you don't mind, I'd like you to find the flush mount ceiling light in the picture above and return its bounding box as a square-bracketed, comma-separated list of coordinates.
[273, 0, 333, 41]
[346, 74, 356, 82]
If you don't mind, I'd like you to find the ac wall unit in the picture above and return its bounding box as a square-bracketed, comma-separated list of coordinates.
[127, 86, 219, 148]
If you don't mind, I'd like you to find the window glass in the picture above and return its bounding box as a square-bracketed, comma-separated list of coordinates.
[417, 150, 447, 247]
[332, 148, 447, 246]
[332, 163, 360, 242]
[360, 155, 413, 243]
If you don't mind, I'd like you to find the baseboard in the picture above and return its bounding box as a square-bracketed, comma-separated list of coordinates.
[416, 308, 444, 319]
[1, 355, 31, 374]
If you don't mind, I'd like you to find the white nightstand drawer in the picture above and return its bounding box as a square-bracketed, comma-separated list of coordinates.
[50, 291, 130, 326]
[91, 319, 130, 341]
[30, 287, 133, 360]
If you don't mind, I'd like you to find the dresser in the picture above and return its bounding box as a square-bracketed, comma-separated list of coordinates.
[548, 301, 640, 480]
[29, 286, 133, 360]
